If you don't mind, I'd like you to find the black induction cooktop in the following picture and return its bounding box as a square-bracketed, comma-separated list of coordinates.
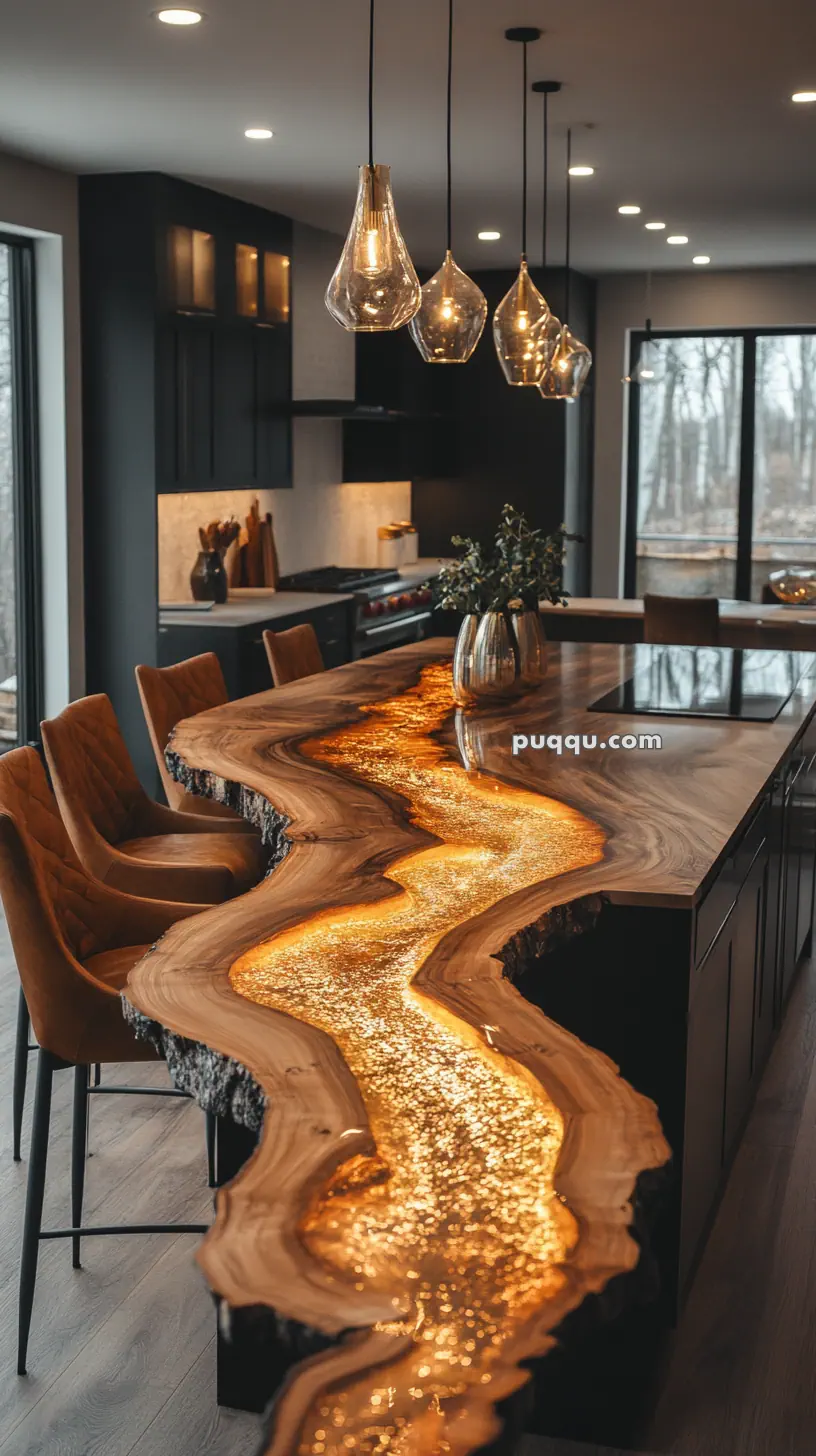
[588, 646, 807, 722]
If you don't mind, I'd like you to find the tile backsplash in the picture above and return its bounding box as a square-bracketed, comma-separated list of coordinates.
[157, 474, 412, 604]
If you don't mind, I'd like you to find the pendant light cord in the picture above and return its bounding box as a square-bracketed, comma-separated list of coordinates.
[541, 91, 549, 270]
[645, 270, 653, 338]
[368, 0, 375, 169]
[564, 127, 572, 321]
[521, 41, 529, 258]
[446, 0, 453, 252]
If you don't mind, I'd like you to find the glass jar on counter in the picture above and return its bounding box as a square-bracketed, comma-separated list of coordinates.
[393, 520, 419, 564]
[377, 525, 403, 569]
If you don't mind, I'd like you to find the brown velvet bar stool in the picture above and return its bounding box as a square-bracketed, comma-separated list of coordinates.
[643, 593, 720, 646]
[41, 694, 265, 904]
[135, 654, 253, 828]
[0, 747, 212, 1374]
[263, 623, 325, 687]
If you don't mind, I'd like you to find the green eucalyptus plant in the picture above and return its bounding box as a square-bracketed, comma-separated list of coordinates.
[435, 536, 498, 615]
[435, 504, 580, 615]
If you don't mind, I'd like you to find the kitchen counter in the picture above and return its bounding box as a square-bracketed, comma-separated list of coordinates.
[126, 641, 816, 1451]
[541, 595, 816, 650]
[159, 590, 355, 630]
[158, 562, 443, 630]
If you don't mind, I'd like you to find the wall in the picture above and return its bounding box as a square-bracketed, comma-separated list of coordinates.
[592, 267, 816, 597]
[158, 218, 410, 597]
[0, 149, 82, 714]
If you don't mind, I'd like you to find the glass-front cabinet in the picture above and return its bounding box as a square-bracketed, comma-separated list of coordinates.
[156, 180, 293, 492]
[235, 243, 290, 323]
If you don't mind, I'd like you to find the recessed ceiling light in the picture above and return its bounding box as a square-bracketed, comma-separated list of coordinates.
[569, 166, 594, 177]
[645, 221, 666, 231]
[478, 230, 501, 241]
[618, 205, 641, 215]
[692, 254, 711, 265]
[245, 127, 274, 140]
[667, 234, 689, 245]
[154, 7, 204, 23]
[792, 91, 816, 103]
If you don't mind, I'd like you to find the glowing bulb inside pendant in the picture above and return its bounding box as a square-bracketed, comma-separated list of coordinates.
[440, 299, 454, 320]
[364, 227, 383, 275]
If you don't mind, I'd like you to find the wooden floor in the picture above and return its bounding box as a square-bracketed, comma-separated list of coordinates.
[0, 911, 813, 1456]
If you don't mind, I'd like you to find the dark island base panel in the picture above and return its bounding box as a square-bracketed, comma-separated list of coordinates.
[124, 755, 669, 1444]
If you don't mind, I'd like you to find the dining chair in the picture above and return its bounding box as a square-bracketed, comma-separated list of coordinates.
[0, 746, 213, 1374]
[135, 654, 253, 827]
[263, 623, 325, 687]
[643, 593, 720, 646]
[41, 694, 265, 904]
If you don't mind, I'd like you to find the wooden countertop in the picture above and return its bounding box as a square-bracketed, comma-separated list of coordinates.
[126, 639, 816, 1456]
[541, 595, 816, 626]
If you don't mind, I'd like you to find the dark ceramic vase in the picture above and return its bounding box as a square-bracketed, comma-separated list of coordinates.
[190, 550, 228, 604]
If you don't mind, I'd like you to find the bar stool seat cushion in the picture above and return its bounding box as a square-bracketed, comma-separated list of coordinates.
[83, 944, 153, 990]
[117, 833, 264, 896]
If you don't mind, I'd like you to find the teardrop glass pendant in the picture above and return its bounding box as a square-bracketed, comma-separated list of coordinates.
[539, 323, 593, 399]
[409, 251, 487, 363]
[325, 164, 421, 332]
[492, 258, 552, 386]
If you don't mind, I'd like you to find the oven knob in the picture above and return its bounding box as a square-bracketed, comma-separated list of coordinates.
[399, 593, 413, 609]
[418, 587, 433, 605]
[387, 595, 401, 612]
[363, 601, 375, 617]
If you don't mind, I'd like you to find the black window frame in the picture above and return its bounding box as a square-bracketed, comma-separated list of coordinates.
[0, 232, 43, 750]
[624, 325, 816, 601]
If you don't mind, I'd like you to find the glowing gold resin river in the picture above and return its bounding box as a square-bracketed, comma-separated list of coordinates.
[230, 662, 605, 1454]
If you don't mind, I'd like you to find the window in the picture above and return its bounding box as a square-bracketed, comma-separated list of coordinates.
[0, 236, 41, 750]
[625, 328, 816, 602]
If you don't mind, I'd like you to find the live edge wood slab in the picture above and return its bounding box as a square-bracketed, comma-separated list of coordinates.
[125, 640, 816, 1456]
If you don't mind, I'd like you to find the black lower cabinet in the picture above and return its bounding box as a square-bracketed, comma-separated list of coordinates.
[158, 600, 353, 699]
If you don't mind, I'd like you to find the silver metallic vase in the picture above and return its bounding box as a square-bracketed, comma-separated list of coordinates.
[470, 610, 522, 699]
[511, 608, 548, 688]
[451, 614, 479, 706]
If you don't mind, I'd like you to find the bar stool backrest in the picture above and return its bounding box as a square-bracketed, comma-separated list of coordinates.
[136, 653, 228, 810]
[263, 624, 325, 687]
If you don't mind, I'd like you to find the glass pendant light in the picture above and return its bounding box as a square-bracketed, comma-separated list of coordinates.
[325, 0, 420, 332]
[410, 0, 487, 363]
[493, 27, 553, 386]
[623, 274, 665, 384]
[532, 78, 562, 371]
[539, 128, 593, 399]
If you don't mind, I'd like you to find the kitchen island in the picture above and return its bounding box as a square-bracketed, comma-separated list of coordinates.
[125, 641, 816, 1453]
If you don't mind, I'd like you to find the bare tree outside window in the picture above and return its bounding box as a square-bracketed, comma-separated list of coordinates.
[0, 244, 16, 743]
[635, 336, 744, 598]
[753, 335, 816, 599]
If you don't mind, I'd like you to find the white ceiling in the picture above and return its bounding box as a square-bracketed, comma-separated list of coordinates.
[1, 0, 815, 275]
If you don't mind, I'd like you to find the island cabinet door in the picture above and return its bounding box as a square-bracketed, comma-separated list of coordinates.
[779, 754, 806, 1011]
[756, 774, 785, 1070]
[681, 920, 732, 1291]
[725, 842, 769, 1159]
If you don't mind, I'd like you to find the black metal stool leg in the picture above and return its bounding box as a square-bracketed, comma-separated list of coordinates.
[18, 1050, 55, 1375]
[13, 988, 30, 1163]
[71, 1066, 89, 1269]
[205, 1111, 217, 1189]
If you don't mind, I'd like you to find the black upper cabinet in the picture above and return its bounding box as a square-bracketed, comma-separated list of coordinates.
[80, 172, 293, 786]
[82, 172, 293, 497]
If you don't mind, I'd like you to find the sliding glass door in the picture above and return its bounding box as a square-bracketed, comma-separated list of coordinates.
[0, 236, 41, 750]
[625, 328, 816, 603]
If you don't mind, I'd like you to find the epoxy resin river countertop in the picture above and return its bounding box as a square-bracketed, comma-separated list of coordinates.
[126, 642, 816, 1456]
